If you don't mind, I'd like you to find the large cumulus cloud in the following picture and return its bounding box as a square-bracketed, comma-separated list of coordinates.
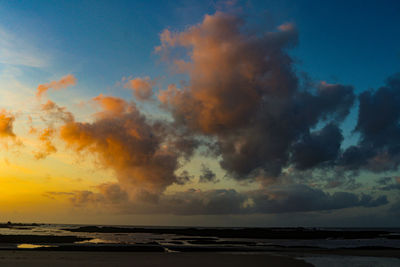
[34, 11, 399, 217]
[157, 12, 355, 179]
[59, 94, 190, 196]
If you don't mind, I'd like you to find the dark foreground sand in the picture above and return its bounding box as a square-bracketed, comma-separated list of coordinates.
[0, 251, 312, 267]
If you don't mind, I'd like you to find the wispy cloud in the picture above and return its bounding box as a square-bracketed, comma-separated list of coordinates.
[36, 74, 77, 97]
[0, 26, 49, 68]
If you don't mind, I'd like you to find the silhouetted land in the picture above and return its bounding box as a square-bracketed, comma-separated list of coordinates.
[0, 222, 42, 229]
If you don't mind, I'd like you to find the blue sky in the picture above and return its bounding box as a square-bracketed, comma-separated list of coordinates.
[2, 0, 399, 93]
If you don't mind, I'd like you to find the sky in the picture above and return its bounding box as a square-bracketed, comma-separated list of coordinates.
[0, 0, 399, 227]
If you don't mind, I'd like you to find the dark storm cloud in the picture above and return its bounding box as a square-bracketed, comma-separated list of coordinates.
[375, 176, 400, 191]
[249, 184, 388, 214]
[157, 12, 356, 179]
[291, 123, 343, 170]
[62, 184, 387, 215]
[340, 73, 400, 172]
[389, 199, 400, 215]
[175, 170, 194, 185]
[50, 183, 129, 207]
[376, 177, 393, 185]
[199, 164, 218, 183]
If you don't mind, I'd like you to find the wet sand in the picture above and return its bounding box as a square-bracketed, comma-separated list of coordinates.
[0, 251, 312, 267]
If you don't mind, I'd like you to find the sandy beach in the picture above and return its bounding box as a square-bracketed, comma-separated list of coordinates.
[0, 251, 312, 267]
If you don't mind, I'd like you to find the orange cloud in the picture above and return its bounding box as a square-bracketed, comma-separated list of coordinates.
[93, 94, 130, 117]
[158, 84, 179, 107]
[157, 12, 298, 134]
[0, 110, 16, 138]
[124, 77, 154, 101]
[34, 127, 57, 159]
[27, 101, 74, 159]
[156, 11, 354, 180]
[59, 95, 186, 197]
[41, 100, 74, 123]
[36, 74, 77, 97]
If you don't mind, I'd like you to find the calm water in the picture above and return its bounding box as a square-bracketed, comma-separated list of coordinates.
[0, 224, 400, 249]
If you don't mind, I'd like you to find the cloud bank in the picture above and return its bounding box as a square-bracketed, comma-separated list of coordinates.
[55, 183, 387, 215]
[28, 11, 400, 218]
